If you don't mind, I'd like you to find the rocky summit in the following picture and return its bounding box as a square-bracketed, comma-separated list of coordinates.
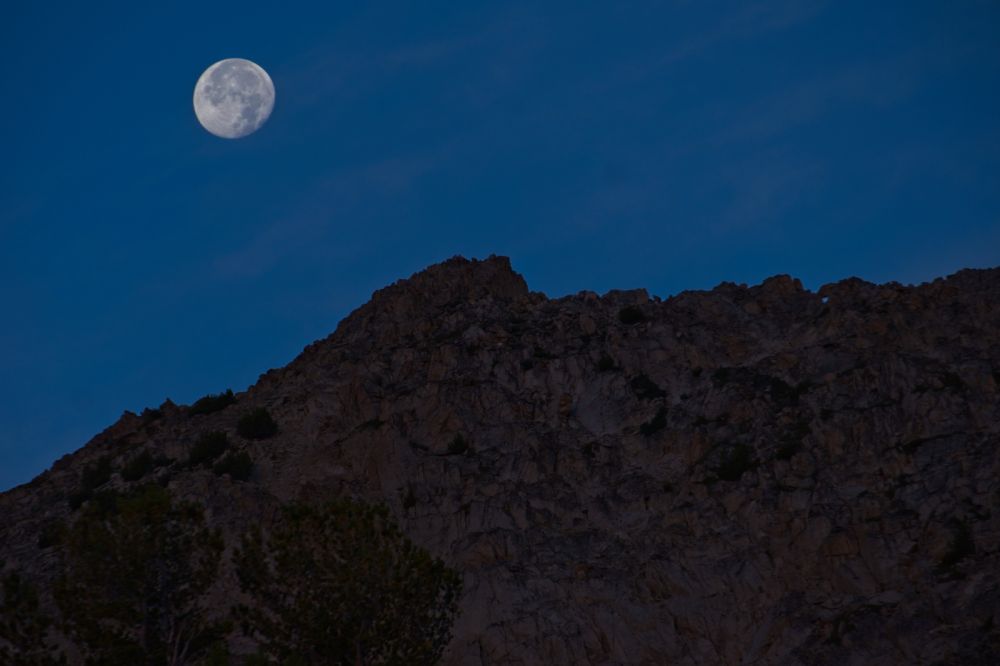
[2, 255, 999, 664]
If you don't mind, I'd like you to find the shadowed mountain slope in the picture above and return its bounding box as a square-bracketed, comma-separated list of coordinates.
[3, 256, 1000, 664]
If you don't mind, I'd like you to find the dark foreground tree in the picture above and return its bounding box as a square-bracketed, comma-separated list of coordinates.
[235, 500, 462, 665]
[55, 485, 226, 665]
[0, 568, 65, 665]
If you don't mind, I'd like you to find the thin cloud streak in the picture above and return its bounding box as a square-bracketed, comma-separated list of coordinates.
[211, 150, 450, 280]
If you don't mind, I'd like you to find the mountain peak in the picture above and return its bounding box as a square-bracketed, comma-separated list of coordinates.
[323, 255, 531, 349]
[371, 254, 530, 309]
[3, 260, 999, 664]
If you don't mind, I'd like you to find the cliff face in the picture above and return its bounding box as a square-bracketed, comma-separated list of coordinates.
[3, 256, 999, 664]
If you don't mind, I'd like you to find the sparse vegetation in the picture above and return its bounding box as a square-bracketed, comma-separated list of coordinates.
[447, 434, 469, 455]
[86, 489, 123, 517]
[0, 568, 64, 664]
[36, 520, 65, 550]
[234, 499, 462, 666]
[189, 431, 229, 467]
[618, 305, 646, 325]
[533, 346, 557, 360]
[775, 441, 801, 460]
[714, 443, 757, 482]
[188, 389, 236, 416]
[55, 485, 226, 665]
[200, 642, 233, 666]
[640, 408, 667, 436]
[940, 371, 965, 392]
[402, 485, 417, 510]
[938, 520, 974, 575]
[141, 407, 163, 423]
[212, 451, 254, 481]
[630, 374, 666, 400]
[712, 367, 733, 385]
[710, 368, 809, 406]
[825, 612, 856, 646]
[121, 450, 155, 482]
[776, 419, 810, 460]
[80, 456, 113, 491]
[237, 408, 278, 440]
[68, 456, 114, 510]
[768, 378, 811, 407]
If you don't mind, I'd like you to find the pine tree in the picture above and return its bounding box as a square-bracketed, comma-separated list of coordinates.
[235, 499, 462, 665]
[0, 567, 65, 665]
[55, 485, 227, 665]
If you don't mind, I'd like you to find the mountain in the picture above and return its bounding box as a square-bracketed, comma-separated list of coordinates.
[2, 255, 999, 664]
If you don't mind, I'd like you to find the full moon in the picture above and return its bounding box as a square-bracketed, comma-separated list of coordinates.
[193, 58, 275, 139]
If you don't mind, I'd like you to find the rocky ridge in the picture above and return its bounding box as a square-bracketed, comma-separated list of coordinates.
[2, 255, 999, 664]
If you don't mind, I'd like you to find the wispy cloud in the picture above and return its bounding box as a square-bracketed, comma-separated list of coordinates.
[705, 55, 923, 150]
[713, 151, 825, 234]
[273, 9, 541, 112]
[887, 223, 1000, 286]
[578, 0, 831, 97]
[667, 0, 829, 62]
[209, 7, 548, 282]
[211, 150, 449, 280]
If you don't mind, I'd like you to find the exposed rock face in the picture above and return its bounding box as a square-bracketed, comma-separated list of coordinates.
[3, 255, 999, 664]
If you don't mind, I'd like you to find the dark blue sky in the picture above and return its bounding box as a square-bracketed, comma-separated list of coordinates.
[2, 1, 998, 490]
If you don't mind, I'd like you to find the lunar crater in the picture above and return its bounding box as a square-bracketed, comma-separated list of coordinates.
[194, 58, 275, 139]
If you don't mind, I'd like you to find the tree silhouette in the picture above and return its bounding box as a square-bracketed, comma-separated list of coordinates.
[0, 567, 65, 665]
[235, 499, 462, 665]
[55, 485, 226, 665]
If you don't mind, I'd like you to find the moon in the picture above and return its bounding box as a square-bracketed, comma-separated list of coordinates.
[193, 58, 275, 139]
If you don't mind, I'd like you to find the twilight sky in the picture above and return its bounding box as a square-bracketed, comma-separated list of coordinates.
[2, 1, 999, 490]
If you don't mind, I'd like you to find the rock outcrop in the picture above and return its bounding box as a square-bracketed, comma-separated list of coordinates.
[2, 255, 999, 664]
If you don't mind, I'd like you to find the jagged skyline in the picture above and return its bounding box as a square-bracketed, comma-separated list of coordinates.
[3, 256, 998, 662]
[2, 2, 999, 489]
